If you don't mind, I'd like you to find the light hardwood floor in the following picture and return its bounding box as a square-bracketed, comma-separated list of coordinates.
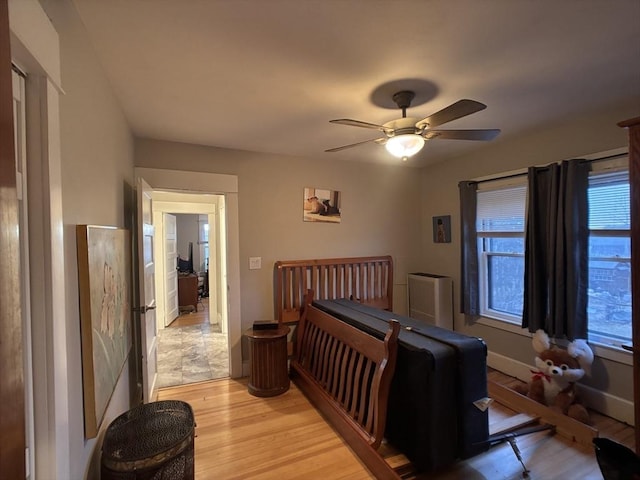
[158, 370, 635, 479]
[170, 297, 210, 328]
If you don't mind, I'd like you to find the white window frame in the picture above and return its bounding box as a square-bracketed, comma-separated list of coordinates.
[585, 159, 631, 350]
[478, 234, 525, 324]
[476, 177, 527, 325]
[473, 150, 632, 364]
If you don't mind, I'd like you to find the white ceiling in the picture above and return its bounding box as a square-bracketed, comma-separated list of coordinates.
[71, 0, 640, 168]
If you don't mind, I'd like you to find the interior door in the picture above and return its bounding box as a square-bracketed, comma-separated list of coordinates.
[164, 213, 179, 326]
[137, 177, 158, 402]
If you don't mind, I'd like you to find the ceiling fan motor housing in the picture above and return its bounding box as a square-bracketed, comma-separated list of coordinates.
[383, 117, 422, 136]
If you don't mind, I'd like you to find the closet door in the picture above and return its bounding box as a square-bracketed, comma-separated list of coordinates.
[618, 116, 640, 454]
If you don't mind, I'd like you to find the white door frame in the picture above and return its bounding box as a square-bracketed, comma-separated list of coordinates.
[10, 2, 70, 478]
[134, 167, 242, 379]
[153, 198, 219, 327]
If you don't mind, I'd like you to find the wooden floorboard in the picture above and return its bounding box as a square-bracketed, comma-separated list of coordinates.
[158, 378, 373, 479]
[168, 297, 210, 328]
[158, 369, 635, 479]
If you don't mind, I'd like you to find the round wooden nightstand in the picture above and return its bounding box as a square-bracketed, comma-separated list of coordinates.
[244, 325, 290, 397]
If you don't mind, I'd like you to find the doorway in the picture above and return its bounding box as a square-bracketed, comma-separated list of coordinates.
[152, 194, 230, 387]
[135, 167, 242, 388]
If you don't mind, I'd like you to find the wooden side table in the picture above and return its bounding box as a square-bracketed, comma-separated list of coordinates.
[244, 325, 290, 397]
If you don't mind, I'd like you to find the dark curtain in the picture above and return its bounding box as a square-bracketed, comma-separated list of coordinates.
[459, 181, 480, 316]
[522, 159, 590, 339]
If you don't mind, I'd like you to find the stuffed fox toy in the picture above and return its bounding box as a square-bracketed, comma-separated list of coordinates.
[515, 329, 594, 424]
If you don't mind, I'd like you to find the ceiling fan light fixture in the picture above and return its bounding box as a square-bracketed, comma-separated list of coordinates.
[385, 134, 425, 159]
[326, 93, 498, 157]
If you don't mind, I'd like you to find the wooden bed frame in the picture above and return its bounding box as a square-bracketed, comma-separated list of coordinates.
[290, 291, 402, 479]
[274, 255, 393, 355]
[275, 256, 598, 478]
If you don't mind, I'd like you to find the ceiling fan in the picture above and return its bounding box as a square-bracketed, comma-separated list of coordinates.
[326, 91, 500, 161]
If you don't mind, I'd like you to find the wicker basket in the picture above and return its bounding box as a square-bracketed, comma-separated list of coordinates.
[101, 400, 195, 480]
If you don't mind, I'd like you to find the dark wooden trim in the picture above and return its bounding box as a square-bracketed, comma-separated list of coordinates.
[618, 116, 640, 129]
[0, 0, 26, 476]
[618, 116, 640, 454]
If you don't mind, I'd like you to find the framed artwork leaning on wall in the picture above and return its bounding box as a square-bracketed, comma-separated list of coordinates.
[76, 225, 132, 438]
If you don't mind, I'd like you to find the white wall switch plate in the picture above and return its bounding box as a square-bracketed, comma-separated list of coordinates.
[249, 256, 262, 270]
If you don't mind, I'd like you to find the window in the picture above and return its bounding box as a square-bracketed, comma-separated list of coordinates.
[587, 170, 631, 345]
[474, 161, 631, 347]
[476, 180, 527, 323]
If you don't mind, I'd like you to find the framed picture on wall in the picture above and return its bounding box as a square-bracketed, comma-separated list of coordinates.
[433, 215, 451, 243]
[303, 187, 341, 223]
[76, 225, 132, 438]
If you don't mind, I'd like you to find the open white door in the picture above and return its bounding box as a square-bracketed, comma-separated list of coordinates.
[164, 213, 179, 326]
[137, 177, 158, 402]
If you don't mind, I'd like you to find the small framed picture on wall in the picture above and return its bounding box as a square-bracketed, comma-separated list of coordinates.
[433, 215, 451, 243]
[303, 187, 341, 223]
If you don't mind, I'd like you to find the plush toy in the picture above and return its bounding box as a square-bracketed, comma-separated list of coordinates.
[514, 329, 594, 424]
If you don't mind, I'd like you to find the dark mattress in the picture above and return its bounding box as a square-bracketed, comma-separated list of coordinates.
[313, 298, 489, 472]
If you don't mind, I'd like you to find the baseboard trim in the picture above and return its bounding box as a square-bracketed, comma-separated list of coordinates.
[487, 351, 635, 426]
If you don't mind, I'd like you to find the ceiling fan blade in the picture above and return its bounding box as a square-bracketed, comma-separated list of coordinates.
[416, 99, 487, 128]
[425, 129, 501, 141]
[325, 137, 385, 152]
[330, 118, 391, 132]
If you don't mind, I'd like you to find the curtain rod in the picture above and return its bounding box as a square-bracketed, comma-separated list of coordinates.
[467, 152, 627, 185]
[579, 152, 627, 164]
[467, 171, 527, 186]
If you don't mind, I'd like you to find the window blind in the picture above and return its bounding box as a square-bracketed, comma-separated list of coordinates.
[588, 171, 630, 230]
[476, 185, 527, 233]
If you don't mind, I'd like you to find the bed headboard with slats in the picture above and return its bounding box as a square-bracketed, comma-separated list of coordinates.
[274, 255, 393, 325]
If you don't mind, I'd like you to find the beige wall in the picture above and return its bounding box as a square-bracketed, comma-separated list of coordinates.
[40, 1, 135, 478]
[135, 139, 423, 325]
[417, 99, 640, 408]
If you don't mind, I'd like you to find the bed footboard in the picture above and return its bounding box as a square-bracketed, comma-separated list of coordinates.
[290, 291, 401, 479]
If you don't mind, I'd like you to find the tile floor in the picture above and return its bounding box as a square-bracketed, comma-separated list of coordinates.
[157, 321, 229, 388]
